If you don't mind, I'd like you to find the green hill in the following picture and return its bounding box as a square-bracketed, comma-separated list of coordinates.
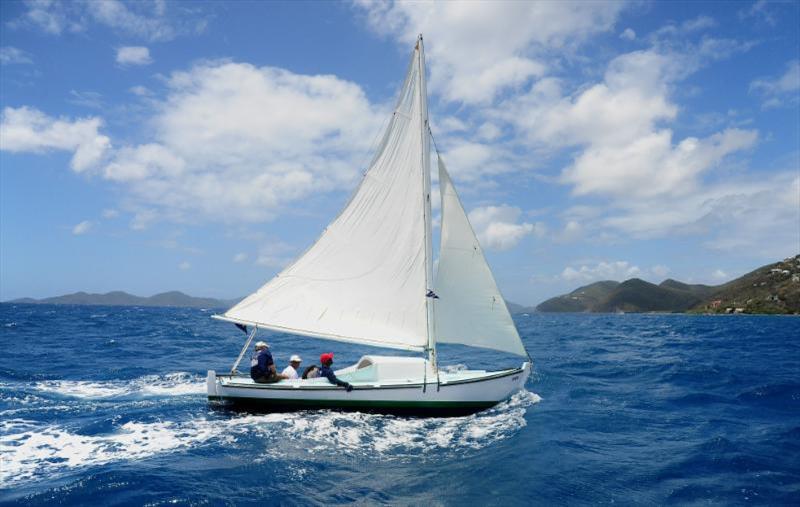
[593, 278, 704, 313]
[536, 255, 800, 314]
[690, 256, 800, 314]
[536, 281, 619, 312]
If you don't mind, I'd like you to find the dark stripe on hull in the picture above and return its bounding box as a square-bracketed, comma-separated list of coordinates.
[208, 395, 498, 417]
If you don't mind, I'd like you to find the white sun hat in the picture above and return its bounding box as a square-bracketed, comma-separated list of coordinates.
[290, 354, 302, 363]
[254, 341, 269, 349]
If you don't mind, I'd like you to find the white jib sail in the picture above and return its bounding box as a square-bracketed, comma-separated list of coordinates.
[434, 157, 528, 357]
[221, 46, 430, 352]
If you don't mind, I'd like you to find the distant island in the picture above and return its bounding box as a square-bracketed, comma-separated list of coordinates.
[537, 255, 800, 315]
[6, 255, 799, 315]
[7, 291, 239, 309]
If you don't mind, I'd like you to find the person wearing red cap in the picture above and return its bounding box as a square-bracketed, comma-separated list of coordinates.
[318, 352, 353, 392]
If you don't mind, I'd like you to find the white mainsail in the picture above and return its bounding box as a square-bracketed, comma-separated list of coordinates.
[219, 42, 432, 352]
[433, 157, 528, 357]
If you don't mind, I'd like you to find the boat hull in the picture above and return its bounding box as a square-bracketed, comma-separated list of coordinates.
[207, 362, 530, 417]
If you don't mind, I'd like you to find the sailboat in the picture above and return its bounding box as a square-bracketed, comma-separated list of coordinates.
[207, 36, 532, 416]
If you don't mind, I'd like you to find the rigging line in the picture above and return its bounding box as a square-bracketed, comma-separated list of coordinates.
[429, 124, 441, 156]
[230, 326, 258, 375]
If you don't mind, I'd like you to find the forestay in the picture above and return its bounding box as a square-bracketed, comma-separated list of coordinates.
[433, 157, 528, 357]
[220, 46, 430, 352]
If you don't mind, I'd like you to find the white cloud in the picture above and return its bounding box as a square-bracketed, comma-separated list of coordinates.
[178, 261, 191, 270]
[557, 220, 584, 243]
[561, 261, 642, 282]
[620, 28, 636, 41]
[12, 0, 206, 42]
[354, 0, 628, 104]
[0, 46, 33, 65]
[711, 269, 728, 281]
[651, 265, 670, 278]
[68, 90, 104, 109]
[72, 220, 92, 235]
[750, 60, 800, 109]
[476, 122, 502, 141]
[739, 0, 777, 26]
[255, 241, 295, 269]
[103, 143, 184, 182]
[493, 44, 763, 246]
[233, 252, 247, 263]
[130, 209, 157, 231]
[129, 85, 152, 96]
[564, 127, 758, 199]
[116, 46, 152, 66]
[0, 106, 110, 172]
[468, 205, 543, 250]
[101, 61, 384, 223]
[101, 208, 119, 219]
[11, 0, 85, 35]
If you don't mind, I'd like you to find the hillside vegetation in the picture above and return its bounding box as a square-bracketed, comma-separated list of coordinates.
[537, 255, 800, 315]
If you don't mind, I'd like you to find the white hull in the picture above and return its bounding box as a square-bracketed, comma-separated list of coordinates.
[208, 358, 531, 416]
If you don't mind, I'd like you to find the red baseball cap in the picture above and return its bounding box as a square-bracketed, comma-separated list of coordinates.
[320, 353, 334, 364]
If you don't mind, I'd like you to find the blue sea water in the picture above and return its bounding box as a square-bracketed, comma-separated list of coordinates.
[0, 304, 798, 505]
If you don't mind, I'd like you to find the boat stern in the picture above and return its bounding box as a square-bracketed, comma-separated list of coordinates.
[207, 370, 219, 399]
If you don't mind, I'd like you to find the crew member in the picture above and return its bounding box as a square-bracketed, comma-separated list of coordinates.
[250, 341, 283, 383]
[281, 354, 302, 380]
[319, 353, 353, 392]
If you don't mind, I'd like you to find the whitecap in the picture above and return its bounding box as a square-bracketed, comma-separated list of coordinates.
[32, 372, 205, 399]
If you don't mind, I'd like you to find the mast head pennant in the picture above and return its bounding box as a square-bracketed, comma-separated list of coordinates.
[426, 290, 439, 299]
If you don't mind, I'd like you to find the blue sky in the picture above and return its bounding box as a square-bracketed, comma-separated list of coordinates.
[1, 0, 798, 306]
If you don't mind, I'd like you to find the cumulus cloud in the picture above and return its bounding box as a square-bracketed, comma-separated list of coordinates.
[354, 0, 627, 104]
[468, 205, 544, 250]
[233, 252, 248, 263]
[0, 106, 110, 171]
[560, 260, 642, 282]
[116, 46, 152, 66]
[750, 60, 800, 109]
[99, 61, 384, 223]
[0, 46, 33, 65]
[557, 262, 691, 286]
[601, 172, 799, 258]
[72, 220, 92, 235]
[499, 49, 758, 202]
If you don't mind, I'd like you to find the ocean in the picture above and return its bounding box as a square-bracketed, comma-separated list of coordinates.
[0, 304, 798, 505]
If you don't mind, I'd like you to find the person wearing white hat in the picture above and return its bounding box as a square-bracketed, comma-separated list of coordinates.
[281, 354, 303, 380]
[250, 341, 285, 383]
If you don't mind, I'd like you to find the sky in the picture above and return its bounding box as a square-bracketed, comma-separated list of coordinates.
[1, 0, 798, 306]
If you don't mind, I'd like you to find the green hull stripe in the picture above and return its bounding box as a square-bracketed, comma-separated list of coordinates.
[208, 395, 497, 410]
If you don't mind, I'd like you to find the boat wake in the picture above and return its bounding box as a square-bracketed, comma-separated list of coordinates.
[0, 390, 540, 487]
[30, 372, 205, 399]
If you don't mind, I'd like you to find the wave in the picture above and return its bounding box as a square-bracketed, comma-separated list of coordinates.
[0, 390, 541, 487]
[31, 372, 205, 399]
